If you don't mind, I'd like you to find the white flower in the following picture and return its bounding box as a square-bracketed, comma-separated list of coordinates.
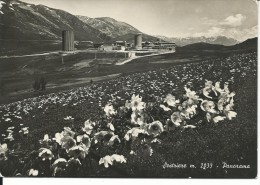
[188, 104, 197, 115]
[224, 83, 230, 94]
[28, 169, 38, 176]
[76, 134, 91, 149]
[107, 123, 115, 131]
[124, 128, 145, 141]
[146, 121, 164, 137]
[38, 148, 54, 161]
[130, 150, 136, 155]
[224, 110, 237, 120]
[68, 158, 82, 166]
[93, 131, 114, 144]
[142, 144, 153, 156]
[165, 119, 175, 131]
[131, 111, 144, 125]
[111, 154, 127, 164]
[0, 143, 8, 161]
[64, 116, 74, 121]
[60, 136, 76, 152]
[104, 104, 116, 116]
[183, 125, 196, 129]
[130, 94, 145, 111]
[160, 104, 171, 111]
[82, 120, 94, 135]
[171, 112, 182, 126]
[53, 132, 63, 145]
[5, 133, 14, 141]
[99, 155, 113, 168]
[203, 80, 217, 98]
[214, 82, 224, 94]
[218, 90, 235, 113]
[151, 138, 162, 144]
[5, 118, 12, 122]
[203, 87, 212, 99]
[225, 100, 235, 111]
[52, 158, 68, 176]
[7, 127, 14, 130]
[164, 94, 179, 107]
[68, 145, 86, 159]
[217, 98, 225, 111]
[52, 158, 67, 169]
[43, 134, 50, 141]
[41, 134, 51, 142]
[223, 101, 237, 120]
[63, 127, 75, 138]
[19, 127, 29, 135]
[6, 129, 13, 133]
[108, 135, 121, 146]
[213, 116, 226, 123]
[184, 87, 199, 100]
[200, 100, 218, 114]
[99, 154, 126, 168]
[206, 113, 212, 122]
[180, 104, 197, 119]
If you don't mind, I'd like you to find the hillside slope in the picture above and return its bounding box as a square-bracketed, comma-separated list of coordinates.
[228, 37, 257, 50]
[177, 37, 257, 52]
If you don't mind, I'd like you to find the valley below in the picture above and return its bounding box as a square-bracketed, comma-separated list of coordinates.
[0, 48, 249, 105]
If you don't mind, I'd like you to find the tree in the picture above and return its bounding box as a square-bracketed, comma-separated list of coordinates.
[33, 76, 47, 91]
[40, 77, 47, 91]
[33, 77, 41, 91]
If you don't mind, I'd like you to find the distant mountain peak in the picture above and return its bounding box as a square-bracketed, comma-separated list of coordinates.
[154, 35, 239, 46]
[177, 37, 257, 52]
[77, 15, 141, 39]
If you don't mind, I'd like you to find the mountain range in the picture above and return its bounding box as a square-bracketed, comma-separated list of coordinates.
[0, 0, 109, 41]
[177, 37, 257, 52]
[77, 15, 159, 43]
[76, 16, 140, 39]
[154, 35, 239, 46]
[0, 0, 160, 43]
[0, 0, 254, 55]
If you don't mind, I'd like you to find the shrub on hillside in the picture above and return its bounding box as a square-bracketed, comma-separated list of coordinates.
[33, 76, 47, 91]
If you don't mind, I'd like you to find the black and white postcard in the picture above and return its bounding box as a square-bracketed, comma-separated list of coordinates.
[0, 0, 258, 179]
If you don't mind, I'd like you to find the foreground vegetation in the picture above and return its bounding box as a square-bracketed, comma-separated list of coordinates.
[0, 52, 257, 178]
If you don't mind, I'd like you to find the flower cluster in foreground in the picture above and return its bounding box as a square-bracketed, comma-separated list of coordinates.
[0, 80, 237, 177]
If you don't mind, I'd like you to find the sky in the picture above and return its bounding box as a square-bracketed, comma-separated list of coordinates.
[22, 0, 258, 41]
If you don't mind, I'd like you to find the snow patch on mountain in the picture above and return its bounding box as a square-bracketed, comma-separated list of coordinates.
[17, 4, 60, 29]
[10, 1, 20, 5]
[0, 0, 6, 14]
[0, 0, 6, 8]
[8, 2, 15, 11]
[44, 7, 53, 12]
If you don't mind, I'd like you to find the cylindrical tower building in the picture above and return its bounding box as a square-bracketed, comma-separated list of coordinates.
[134, 33, 142, 50]
[62, 30, 75, 51]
